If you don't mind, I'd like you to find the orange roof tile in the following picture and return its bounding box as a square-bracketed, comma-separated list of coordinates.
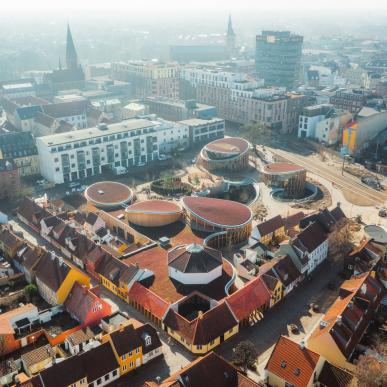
[266, 336, 320, 387]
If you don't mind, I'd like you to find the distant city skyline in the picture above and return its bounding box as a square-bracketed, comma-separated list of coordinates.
[3, 0, 387, 13]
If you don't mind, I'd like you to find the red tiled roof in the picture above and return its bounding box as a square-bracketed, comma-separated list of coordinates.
[182, 196, 252, 228]
[128, 282, 170, 320]
[123, 245, 232, 303]
[126, 200, 182, 214]
[263, 162, 305, 174]
[265, 336, 320, 387]
[226, 276, 271, 321]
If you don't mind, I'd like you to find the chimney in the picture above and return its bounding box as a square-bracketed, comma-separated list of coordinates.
[299, 341, 305, 350]
[337, 201, 341, 208]
[348, 300, 354, 309]
[198, 310, 203, 319]
[361, 283, 367, 295]
[336, 315, 342, 325]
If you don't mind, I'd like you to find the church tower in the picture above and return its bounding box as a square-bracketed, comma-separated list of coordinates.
[226, 14, 236, 57]
[66, 23, 78, 70]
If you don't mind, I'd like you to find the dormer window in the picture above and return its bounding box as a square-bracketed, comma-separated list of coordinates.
[145, 335, 152, 346]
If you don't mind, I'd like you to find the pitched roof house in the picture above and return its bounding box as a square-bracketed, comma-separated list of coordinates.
[64, 282, 111, 327]
[307, 272, 384, 371]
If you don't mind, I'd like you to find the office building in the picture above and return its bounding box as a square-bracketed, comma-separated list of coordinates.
[329, 89, 369, 113]
[144, 97, 216, 121]
[112, 60, 179, 99]
[256, 31, 303, 89]
[36, 118, 189, 184]
[179, 117, 225, 146]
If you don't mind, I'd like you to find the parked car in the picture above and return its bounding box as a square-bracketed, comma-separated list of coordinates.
[68, 182, 80, 188]
[136, 162, 146, 167]
[379, 208, 387, 218]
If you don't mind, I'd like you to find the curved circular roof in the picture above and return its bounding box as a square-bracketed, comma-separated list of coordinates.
[85, 181, 133, 208]
[364, 225, 387, 244]
[168, 243, 223, 273]
[262, 162, 305, 175]
[126, 200, 182, 215]
[182, 196, 252, 228]
[204, 137, 249, 158]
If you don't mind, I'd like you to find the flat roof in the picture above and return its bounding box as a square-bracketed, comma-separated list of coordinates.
[85, 181, 133, 206]
[37, 118, 158, 146]
[126, 200, 182, 215]
[180, 117, 224, 126]
[204, 137, 249, 155]
[182, 196, 252, 228]
[263, 162, 305, 174]
[2, 82, 33, 90]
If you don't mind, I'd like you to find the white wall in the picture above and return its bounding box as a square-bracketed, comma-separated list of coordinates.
[168, 265, 222, 285]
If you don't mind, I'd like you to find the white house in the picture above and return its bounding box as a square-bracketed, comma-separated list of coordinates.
[292, 222, 329, 274]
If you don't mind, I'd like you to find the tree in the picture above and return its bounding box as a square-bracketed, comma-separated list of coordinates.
[329, 221, 353, 257]
[232, 340, 258, 373]
[355, 340, 387, 387]
[24, 284, 38, 302]
[243, 122, 270, 148]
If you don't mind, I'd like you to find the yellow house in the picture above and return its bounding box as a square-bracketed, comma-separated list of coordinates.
[163, 300, 239, 355]
[262, 273, 283, 307]
[97, 255, 137, 301]
[102, 324, 143, 375]
[35, 252, 90, 305]
[252, 215, 285, 245]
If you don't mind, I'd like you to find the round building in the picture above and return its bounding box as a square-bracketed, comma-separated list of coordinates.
[262, 162, 306, 198]
[84, 181, 133, 209]
[182, 196, 252, 246]
[125, 200, 182, 227]
[200, 137, 250, 171]
[168, 243, 223, 285]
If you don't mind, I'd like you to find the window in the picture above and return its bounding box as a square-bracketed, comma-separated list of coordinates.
[121, 354, 126, 360]
[112, 370, 118, 377]
[197, 345, 202, 350]
[130, 361, 134, 368]
[209, 340, 215, 346]
[104, 374, 109, 381]
[135, 347, 140, 354]
[145, 336, 152, 346]
[129, 351, 132, 357]
[97, 378, 102, 386]
[122, 365, 127, 371]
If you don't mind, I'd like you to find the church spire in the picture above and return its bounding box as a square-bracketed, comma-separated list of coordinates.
[227, 14, 235, 37]
[66, 23, 78, 70]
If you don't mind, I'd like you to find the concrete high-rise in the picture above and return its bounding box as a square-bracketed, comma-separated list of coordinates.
[256, 31, 303, 90]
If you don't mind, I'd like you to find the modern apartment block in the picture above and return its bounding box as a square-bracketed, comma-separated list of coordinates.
[111, 60, 180, 99]
[144, 97, 217, 122]
[179, 117, 225, 145]
[180, 67, 310, 132]
[256, 31, 303, 90]
[36, 118, 189, 184]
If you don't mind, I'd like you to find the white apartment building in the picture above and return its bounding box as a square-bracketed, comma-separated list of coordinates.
[298, 104, 352, 145]
[36, 118, 189, 184]
[179, 117, 225, 145]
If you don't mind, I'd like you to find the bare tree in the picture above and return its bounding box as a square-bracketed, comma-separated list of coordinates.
[355, 339, 387, 387]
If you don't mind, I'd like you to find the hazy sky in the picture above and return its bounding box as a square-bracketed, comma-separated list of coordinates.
[4, 0, 387, 13]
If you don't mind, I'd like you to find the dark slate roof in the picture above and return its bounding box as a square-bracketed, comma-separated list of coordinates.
[168, 243, 223, 273]
[256, 215, 285, 237]
[47, 68, 85, 84]
[39, 354, 87, 387]
[109, 324, 142, 356]
[293, 221, 327, 253]
[136, 323, 162, 355]
[86, 212, 99, 226]
[34, 252, 71, 292]
[42, 100, 88, 118]
[317, 362, 354, 387]
[0, 131, 37, 158]
[79, 342, 119, 383]
[273, 255, 302, 287]
[16, 105, 43, 120]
